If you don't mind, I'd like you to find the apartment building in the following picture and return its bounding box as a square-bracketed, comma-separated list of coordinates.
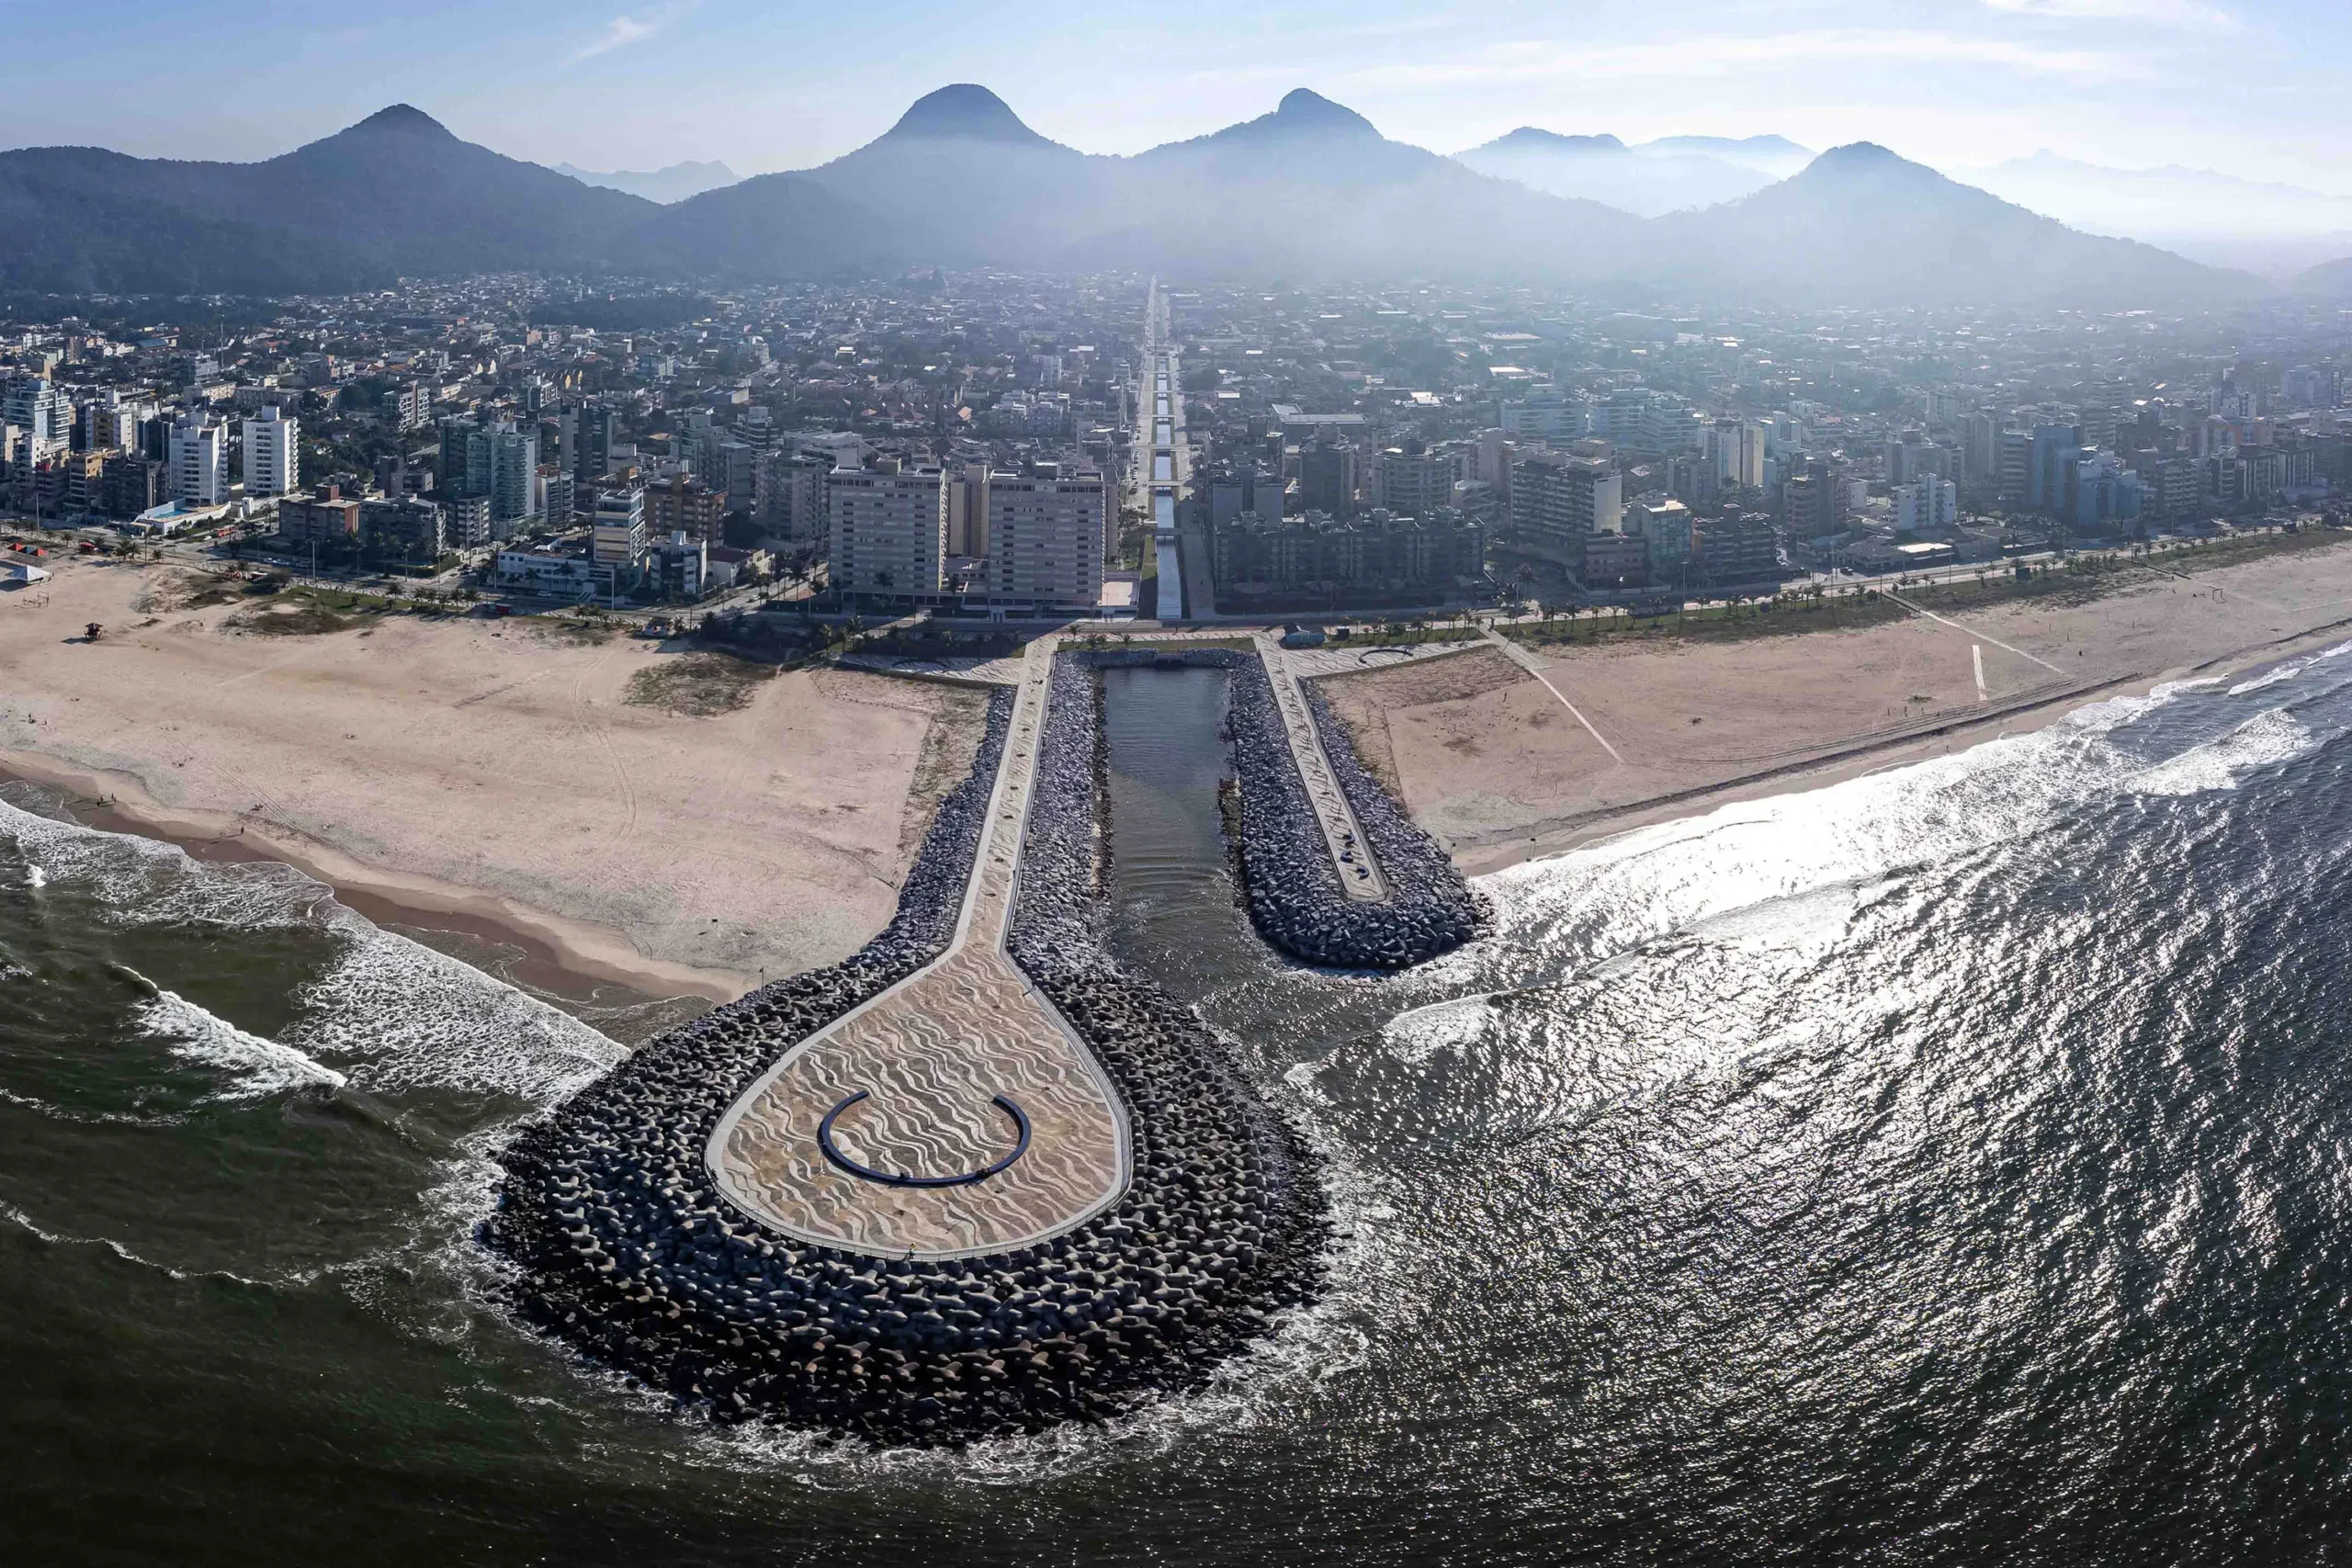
[1506, 450, 1621, 567]
[242, 405, 299, 498]
[828, 460, 945, 599]
[986, 463, 1106, 607]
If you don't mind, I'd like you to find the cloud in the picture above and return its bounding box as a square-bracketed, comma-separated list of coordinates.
[569, 5, 692, 64]
[1982, 0, 2239, 27]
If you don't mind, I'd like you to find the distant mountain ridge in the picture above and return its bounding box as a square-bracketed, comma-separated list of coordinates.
[1455, 126, 1795, 216]
[0, 91, 2267, 307]
[553, 159, 739, 203]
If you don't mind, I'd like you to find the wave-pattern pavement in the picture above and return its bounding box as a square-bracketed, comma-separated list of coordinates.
[485, 662, 1329, 1445]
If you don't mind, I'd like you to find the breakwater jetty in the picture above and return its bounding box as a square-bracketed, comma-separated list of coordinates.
[486, 644, 1329, 1446]
[1226, 649, 1483, 970]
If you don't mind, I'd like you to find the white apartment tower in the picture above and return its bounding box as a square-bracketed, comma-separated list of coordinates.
[828, 460, 946, 599]
[242, 405, 299, 498]
[170, 415, 228, 505]
[987, 464, 1106, 608]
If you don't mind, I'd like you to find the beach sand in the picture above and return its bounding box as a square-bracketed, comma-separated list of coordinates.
[1317, 537, 2352, 876]
[0, 558, 986, 999]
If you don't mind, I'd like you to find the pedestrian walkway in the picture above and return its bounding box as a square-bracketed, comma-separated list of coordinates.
[1254, 631, 1388, 901]
[707, 637, 1131, 1259]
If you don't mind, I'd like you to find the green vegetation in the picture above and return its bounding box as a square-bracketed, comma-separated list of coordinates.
[227, 598, 355, 637]
[1503, 529, 2352, 651]
[625, 650, 777, 716]
[522, 613, 621, 646]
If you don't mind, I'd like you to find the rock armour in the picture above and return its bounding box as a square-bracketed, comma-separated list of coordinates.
[485, 668, 1329, 1447]
[1225, 658, 1483, 969]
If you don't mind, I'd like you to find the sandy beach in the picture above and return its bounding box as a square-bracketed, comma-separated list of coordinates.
[0, 558, 986, 999]
[14, 538, 2352, 1005]
[1317, 536, 2352, 876]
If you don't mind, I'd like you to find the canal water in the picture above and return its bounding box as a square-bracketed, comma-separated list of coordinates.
[15, 653, 2352, 1562]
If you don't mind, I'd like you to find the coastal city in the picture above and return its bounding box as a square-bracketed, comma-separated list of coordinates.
[13, 5, 2352, 1559]
[6, 273, 2347, 623]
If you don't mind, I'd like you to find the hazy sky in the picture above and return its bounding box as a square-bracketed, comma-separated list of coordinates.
[8, 0, 2346, 189]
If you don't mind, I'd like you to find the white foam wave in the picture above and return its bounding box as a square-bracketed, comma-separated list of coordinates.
[0, 795, 625, 1109]
[285, 932, 623, 1103]
[24, 863, 44, 889]
[2230, 665, 2301, 697]
[2127, 707, 2319, 797]
[1481, 667, 2338, 977]
[133, 980, 349, 1100]
[0, 1200, 320, 1288]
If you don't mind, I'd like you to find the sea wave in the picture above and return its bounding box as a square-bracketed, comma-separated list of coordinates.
[1481, 660, 2345, 978]
[286, 933, 623, 1104]
[2127, 707, 2321, 797]
[128, 974, 350, 1100]
[0, 794, 625, 1110]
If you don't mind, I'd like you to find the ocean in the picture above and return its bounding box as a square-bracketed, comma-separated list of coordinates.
[8, 652, 2352, 1564]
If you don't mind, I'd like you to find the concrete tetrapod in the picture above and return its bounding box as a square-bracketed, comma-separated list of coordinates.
[484, 656, 1329, 1447]
[706, 637, 1131, 1260]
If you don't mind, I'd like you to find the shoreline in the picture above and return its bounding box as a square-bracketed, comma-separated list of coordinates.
[0, 749, 745, 1004]
[1453, 613, 2352, 878]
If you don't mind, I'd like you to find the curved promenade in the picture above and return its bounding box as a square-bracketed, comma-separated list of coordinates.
[485, 649, 1329, 1447]
[706, 637, 1131, 1258]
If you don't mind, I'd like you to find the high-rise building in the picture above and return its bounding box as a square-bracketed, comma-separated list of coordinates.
[573, 402, 617, 484]
[2028, 424, 2082, 513]
[1629, 498, 1695, 574]
[1998, 430, 2031, 507]
[169, 415, 227, 505]
[1895, 479, 1959, 532]
[1964, 411, 2001, 489]
[755, 449, 831, 544]
[1498, 386, 1581, 442]
[1372, 445, 1455, 517]
[489, 422, 539, 534]
[591, 486, 647, 583]
[987, 463, 1106, 608]
[1507, 451, 1621, 567]
[382, 381, 432, 432]
[944, 461, 990, 557]
[99, 454, 165, 520]
[539, 465, 574, 528]
[439, 415, 486, 498]
[645, 473, 728, 542]
[2, 375, 69, 447]
[242, 405, 299, 498]
[1298, 437, 1359, 517]
[828, 460, 945, 599]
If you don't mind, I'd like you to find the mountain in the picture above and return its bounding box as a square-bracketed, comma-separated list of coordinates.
[0, 94, 2261, 307]
[1455, 127, 1776, 217]
[1649, 142, 2256, 307]
[2294, 255, 2352, 301]
[628, 85, 1103, 274]
[0, 105, 659, 293]
[554, 159, 739, 204]
[612, 173, 904, 279]
[1634, 135, 1813, 177]
[1964, 152, 2352, 279]
[1103, 90, 1642, 278]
